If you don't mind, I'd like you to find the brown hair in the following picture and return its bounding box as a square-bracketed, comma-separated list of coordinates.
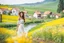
[19, 12, 25, 22]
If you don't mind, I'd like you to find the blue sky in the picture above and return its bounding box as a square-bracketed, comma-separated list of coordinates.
[0, 0, 44, 5]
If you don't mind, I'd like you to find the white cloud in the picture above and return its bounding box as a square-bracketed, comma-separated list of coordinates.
[0, 0, 44, 5]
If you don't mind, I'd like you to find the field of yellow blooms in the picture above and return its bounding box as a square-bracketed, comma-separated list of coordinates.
[28, 18, 64, 36]
[2, 15, 18, 23]
[0, 28, 33, 43]
[2, 15, 31, 23]
[0, 28, 16, 36]
[0, 18, 64, 43]
[28, 18, 64, 43]
[0, 6, 12, 10]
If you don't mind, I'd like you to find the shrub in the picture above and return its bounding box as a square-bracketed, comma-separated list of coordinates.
[0, 23, 16, 28]
[61, 12, 64, 18]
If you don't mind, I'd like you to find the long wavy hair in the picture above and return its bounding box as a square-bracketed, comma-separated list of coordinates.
[19, 12, 25, 22]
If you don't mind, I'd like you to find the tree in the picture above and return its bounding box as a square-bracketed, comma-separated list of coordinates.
[57, 0, 64, 13]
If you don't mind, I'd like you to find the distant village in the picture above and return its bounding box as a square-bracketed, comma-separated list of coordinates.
[0, 7, 20, 15]
[0, 7, 61, 19]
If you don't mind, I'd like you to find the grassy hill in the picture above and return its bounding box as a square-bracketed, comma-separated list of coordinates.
[0, 0, 59, 15]
[23, 1, 59, 15]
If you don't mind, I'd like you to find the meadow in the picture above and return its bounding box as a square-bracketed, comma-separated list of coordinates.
[0, 17, 64, 43]
[28, 18, 64, 43]
[1, 0, 58, 15]
[1, 0, 64, 43]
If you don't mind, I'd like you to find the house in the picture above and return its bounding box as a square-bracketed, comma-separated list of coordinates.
[49, 13, 61, 19]
[42, 11, 51, 18]
[0, 8, 10, 15]
[0, 9, 3, 14]
[3, 9, 10, 14]
[43, 11, 60, 19]
[55, 14, 61, 19]
[0, 7, 12, 15]
[33, 12, 38, 18]
[50, 13, 61, 19]
[43, 11, 51, 15]
[37, 11, 41, 18]
[33, 11, 41, 18]
[11, 8, 20, 15]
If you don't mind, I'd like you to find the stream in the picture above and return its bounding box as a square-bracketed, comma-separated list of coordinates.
[24, 23, 37, 33]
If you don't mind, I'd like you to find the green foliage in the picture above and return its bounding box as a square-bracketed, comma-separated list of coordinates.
[29, 19, 54, 32]
[61, 12, 64, 18]
[32, 25, 64, 43]
[57, 0, 64, 13]
[47, 14, 50, 19]
[0, 23, 16, 28]
[29, 23, 44, 32]
[0, 33, 9, 43]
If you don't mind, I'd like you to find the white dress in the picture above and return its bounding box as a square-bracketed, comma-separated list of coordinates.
[17, 19, 24, 36]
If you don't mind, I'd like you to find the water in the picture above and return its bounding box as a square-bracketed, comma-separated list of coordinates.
[24, 23, 37, 33]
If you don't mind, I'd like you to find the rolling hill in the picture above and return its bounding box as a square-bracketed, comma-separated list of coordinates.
[13, 0, 57, 6]
[0, 0, 59, 14]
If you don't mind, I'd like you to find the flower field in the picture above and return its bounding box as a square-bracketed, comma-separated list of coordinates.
[0, 14, 64, 43]
[28, 18, 64, 43]
[28, 18, 64, 36]
[2, 15, 18, 23]
[0, 28, 33, 43]
[2, 15, 33, 23]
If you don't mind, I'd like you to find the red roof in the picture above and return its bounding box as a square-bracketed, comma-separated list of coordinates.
[0, 8, 8, 11]
[12, 8, 20, 11]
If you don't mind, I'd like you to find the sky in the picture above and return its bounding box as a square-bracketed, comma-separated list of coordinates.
[0, 0, 44, 5]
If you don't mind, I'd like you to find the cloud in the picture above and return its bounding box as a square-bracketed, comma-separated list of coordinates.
[0, 0, 44, 5]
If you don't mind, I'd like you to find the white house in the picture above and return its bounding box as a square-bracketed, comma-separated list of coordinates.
[55, 14, 61, 19]
[33, 13, 38, 18]
[0, 9, 3, 14]
[11, 8, 20, 15]
[33, 11, 41, 18]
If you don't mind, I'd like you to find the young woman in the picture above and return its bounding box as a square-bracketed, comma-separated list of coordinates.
[16, 12, 25, 36]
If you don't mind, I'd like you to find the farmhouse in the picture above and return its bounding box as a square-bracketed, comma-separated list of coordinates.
[0, 7, 12, 15]
[42, 11, 51, 18]
[33, 11, 41, 18]
[11, 8, 20, 15]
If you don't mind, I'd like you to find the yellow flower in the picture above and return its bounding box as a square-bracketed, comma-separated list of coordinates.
[0, 28, 16, 35]
[5, 37, 14, 43]
[40, 41, 43, 43]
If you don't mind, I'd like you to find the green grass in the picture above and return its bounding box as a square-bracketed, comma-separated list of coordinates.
[0, 1, 58, 15]
[0, 23, 16, 28]
[32, 25, 64, 43]
[0, 18, 44, 29]
[29, 18, 55, 32]
[22, 1, 58, 15]
[0, 33, 10, 43]
[0, 0, 58, 15]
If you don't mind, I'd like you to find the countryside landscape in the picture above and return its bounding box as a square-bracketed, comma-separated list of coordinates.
[0, 0, 64, 43]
